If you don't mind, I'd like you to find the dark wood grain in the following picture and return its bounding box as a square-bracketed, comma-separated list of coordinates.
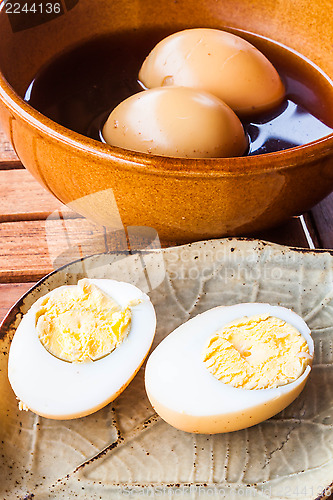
[256, 216, 311, 248]
[310, 192, 333, 250]
[0, 159, 24, 170]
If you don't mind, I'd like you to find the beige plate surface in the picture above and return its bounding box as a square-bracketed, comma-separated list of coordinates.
[1, 238, 333, 499]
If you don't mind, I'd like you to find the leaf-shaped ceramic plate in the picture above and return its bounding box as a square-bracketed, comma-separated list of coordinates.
[1, 238, 333, 500]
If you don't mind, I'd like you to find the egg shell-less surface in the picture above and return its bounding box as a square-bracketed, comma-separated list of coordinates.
[8, 279, 156, 420]
[139, 28, 285, 116]
[145, 303, 313, 434]
[102, 86, 248, 158]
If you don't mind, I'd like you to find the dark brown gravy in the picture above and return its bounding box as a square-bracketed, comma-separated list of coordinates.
[24, 27, 333, 156]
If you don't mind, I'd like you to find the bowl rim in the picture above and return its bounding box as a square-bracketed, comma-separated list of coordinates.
[1, 50, 333, 178]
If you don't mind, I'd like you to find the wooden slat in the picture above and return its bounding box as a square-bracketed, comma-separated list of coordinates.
[0, 283, 35, 324]
[0, 160, 24, 170]
[0, 218, 108, 283]
[0, 128, 18, 162]
[0, 217, 316, 283]
[0, 169, 76, 221]
[310, 192, 333, 250]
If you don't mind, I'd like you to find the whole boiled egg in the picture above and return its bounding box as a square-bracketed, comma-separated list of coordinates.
[8, 279, 156, 419]
[139, 28, 285, 116]
[145, 303, 313, 434]
[102, 86, 248, 158]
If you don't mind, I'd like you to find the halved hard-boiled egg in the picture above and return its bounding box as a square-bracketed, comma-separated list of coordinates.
[102, 86, 248, 158]
[145, 303, 313, 434]
[139, 28, 285, 116]
[8, 279, 156, 419]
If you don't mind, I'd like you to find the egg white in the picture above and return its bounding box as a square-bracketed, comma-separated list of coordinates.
[8, 279, 156, 420]
[145, 303, 313, 434]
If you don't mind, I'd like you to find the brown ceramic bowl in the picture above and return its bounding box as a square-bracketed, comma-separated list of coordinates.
[0, 0, 332, 243]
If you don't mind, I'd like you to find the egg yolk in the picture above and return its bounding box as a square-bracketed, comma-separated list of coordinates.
[35, 279, 131, 362]
[203, 314, 311, 389]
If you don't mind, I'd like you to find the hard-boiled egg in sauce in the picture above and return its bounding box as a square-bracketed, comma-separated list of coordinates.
[139, 28, 285, 116]
[102, 86, 248, 158]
